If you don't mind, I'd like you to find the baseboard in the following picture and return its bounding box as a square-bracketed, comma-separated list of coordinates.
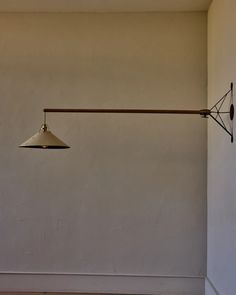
[205, 277, 220, 295]
[0, 273, 204, 295]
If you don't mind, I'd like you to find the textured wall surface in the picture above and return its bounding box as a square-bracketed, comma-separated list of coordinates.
[207, 1, 236, 295]
[0, 0, 212, 12]
[0, 12, 207, 293]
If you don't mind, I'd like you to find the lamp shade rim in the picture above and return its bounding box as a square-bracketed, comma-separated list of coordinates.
[19, 126, 70, 149]
[19, 145, 70, 149]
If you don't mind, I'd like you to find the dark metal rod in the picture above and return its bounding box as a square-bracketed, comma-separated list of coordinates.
[210, 88, 232, 110]
[209, 114, 233, 138]
[44, 108, 208, 115]
[210, 111, 230, 114]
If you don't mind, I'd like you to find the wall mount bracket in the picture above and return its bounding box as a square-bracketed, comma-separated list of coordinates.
[208, 82, 234, 142]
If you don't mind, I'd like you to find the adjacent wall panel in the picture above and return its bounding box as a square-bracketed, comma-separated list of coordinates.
[207, 1, 236, 295]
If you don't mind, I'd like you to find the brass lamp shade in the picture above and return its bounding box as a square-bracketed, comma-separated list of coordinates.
[19, 124, 70, 149]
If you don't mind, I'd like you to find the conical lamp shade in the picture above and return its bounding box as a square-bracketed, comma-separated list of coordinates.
[19, 124, 70, 149]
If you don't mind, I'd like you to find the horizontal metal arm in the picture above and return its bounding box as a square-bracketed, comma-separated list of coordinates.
[44, 108, 211, 116]
[43, 102, 233, 142]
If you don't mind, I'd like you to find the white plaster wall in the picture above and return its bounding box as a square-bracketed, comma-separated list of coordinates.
[207, 1, 236, 294]
[0, 13, 207, 293]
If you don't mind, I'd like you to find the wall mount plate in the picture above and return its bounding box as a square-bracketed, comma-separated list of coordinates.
[230, 104, 234, 120]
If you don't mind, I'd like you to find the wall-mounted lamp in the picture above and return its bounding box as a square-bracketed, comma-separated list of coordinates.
[19, 83, 234, 149]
